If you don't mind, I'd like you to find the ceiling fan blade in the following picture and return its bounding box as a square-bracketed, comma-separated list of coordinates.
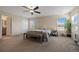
[22, 6, 30, 10]
[33, 6, 39, 10]
[34, 11, 40, 14]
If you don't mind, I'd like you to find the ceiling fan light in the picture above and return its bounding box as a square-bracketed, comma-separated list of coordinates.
[27, 6, 35, 9]
[30, 10, 34, 12]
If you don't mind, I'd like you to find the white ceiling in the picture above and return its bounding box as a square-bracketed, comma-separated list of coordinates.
[0, 6, 75, 18]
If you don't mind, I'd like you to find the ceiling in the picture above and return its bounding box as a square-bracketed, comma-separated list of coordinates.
[0, 6, 75, 18]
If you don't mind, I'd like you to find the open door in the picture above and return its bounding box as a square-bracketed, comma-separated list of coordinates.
[2, 16, 8, 36]
[1, 15, 12, 36]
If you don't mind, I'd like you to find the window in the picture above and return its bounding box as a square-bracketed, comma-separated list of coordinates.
[57, 17, 66, 31]
[72, 14, 78, 32]
[25, 20, 28, 30]
[30, 20, 35, 29]
[72, 14, 78, 25]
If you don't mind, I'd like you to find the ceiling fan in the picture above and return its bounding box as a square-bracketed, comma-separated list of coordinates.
[22, 6, 40, 15]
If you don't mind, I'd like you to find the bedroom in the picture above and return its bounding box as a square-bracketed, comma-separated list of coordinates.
[0, 6, 79, 51]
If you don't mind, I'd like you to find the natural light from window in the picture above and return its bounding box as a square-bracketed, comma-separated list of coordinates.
[57, 17, 66, 31]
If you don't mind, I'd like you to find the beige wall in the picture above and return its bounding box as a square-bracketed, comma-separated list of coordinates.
[27, 18, 35, 30]
[30, 15, 65, 30]
[12, 16, 28, 35]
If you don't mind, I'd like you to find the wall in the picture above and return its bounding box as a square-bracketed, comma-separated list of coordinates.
[68, 7, 79, 40]
[0, 10, 28, 36]
[30, 15, 64, 30]
[7, 17, 12, 35]
[0, 17, 2, 39]
[12, 16, 28, 35]
[27, 18, 35, 30]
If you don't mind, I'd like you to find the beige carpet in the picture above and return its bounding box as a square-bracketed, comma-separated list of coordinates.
[0, 35, 79, 52]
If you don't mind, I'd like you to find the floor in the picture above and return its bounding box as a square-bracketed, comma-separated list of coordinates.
[0, 35, 79, 52]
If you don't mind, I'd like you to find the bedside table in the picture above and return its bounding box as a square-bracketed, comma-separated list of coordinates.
[51, 30, 58, 36]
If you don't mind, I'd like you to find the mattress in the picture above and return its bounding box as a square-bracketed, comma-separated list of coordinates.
[31, 29, 51, 35]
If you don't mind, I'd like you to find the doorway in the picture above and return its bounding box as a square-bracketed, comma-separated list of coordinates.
[1, 16, 8, 36]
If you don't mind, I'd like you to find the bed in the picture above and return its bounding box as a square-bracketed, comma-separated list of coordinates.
[24, 29, 51, 43]
[31, 29, 51, 35]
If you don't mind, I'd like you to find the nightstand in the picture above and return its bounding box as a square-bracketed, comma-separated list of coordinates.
[51, 30, 58, 36]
